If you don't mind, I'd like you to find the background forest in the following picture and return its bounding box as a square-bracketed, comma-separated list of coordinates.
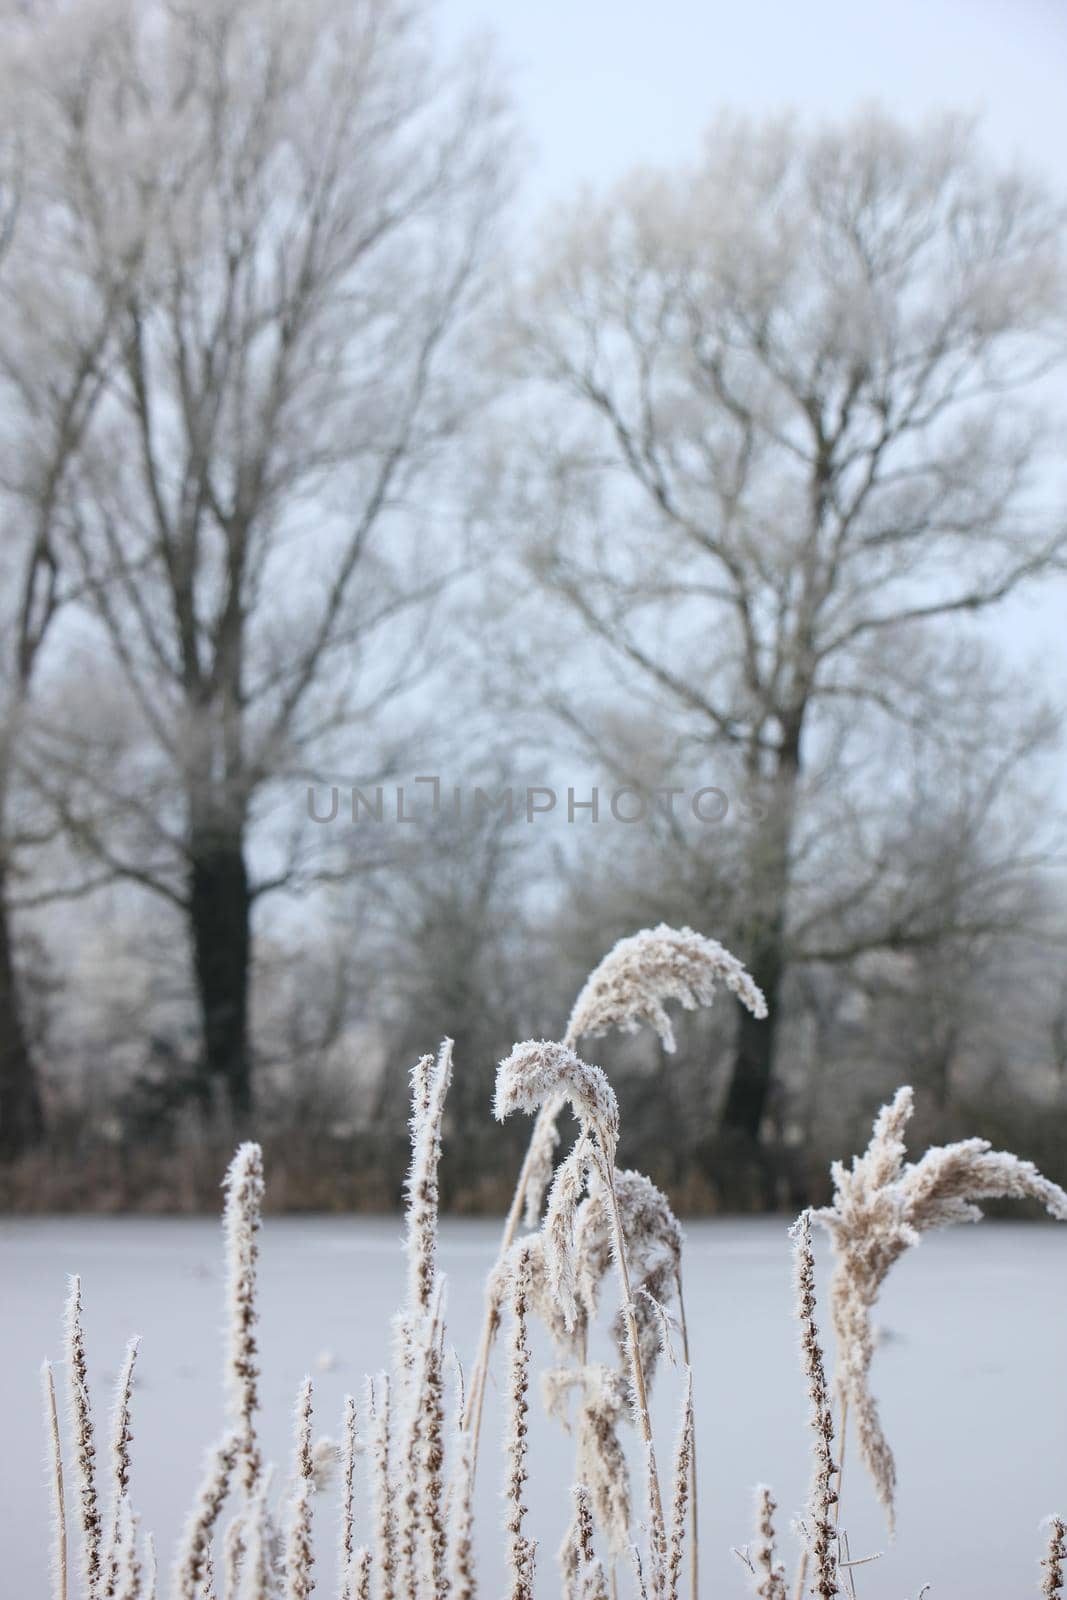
[1, 0, 1066, 1212]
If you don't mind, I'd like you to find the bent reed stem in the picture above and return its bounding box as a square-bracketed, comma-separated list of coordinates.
[675, 1270, 698, 1600]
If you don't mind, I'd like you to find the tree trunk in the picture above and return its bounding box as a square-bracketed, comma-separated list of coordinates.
[721, 922, 787, 1141]
[720, 733, 802, 1144]
[0, 854, 45, 1159]
[188, 815, 253, 1120]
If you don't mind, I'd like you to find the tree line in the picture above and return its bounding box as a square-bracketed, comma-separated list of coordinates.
[1, 0, 1065, 1204]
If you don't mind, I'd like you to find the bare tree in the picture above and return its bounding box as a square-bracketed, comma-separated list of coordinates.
[506, 109, 1067, 1145]
[9, 0, 508, 1118]
[0, 12, 127, 1155]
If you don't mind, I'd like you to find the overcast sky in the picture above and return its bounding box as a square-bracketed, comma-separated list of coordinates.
[440, 0, 1067, 710]
[442, 0, 1067, 201]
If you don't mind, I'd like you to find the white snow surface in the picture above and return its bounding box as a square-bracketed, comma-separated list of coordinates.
[0, 1215, 1063, 1597]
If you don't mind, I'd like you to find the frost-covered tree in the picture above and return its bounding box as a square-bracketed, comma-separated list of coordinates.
[0, 29, 129, 1154]
[2, 0, 508, 1118]
[507, 110, 1067, 1145]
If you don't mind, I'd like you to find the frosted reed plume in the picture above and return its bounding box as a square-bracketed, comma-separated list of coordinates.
[103, 1337, 140, 1599]
[751, 1487, 786, 1600]
[565, 923, 767, 1053]
[791, 1212, 839, 1600]
[173, 1432, 240, 1600]
[466, 923, 760, 1477]
[543, 1133, 593, 1333]
[495, 1040, 620, 1151]
[222, 1143, 265, 1500]
[546, 925, 763, 1230]
[812, 1087, 1067, 1530]
[284, 1378, 315, 1600]
[65, 1275, 103, 1600]
[522, 1093, 567, 1231]
[546, 1364, 632, 1562]
[496, 1039, 666, 1540]
[42, 1359, 68, 1600]
[574, 1169, 683, 1384]
[1042, 1517, 1066, 1599]
[504, 1241, 537, 1600]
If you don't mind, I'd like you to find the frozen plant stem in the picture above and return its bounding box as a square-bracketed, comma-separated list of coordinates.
[463, 1114, 549, 1471]
[792, 1213, 839, 1600]
[504, 1242, 536, 1600]
[104, 1336, 140, 1599]
[65, 1275, 102, 1600]
[833, 1396, 848, 1533]
[222, 1143, 264, 1501]
[42, 1360, 68, 1600]
[1043, 1517, 1066, 1599]
[674, 1272, 699, 1600]
[601, 1142, 665, 1547]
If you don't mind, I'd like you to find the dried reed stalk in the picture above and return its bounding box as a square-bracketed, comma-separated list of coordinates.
[222, 1144, 265, 1502]
[284, 1378, 315, 1600]
[751, 1486, 787, 1600]
[173, 1432, 240, 1600]
[791, 1213, 838, 1600]
[236, 1473, 275, 1600]
[338, 1395, 357, 1600]
[447, 1411, 477, 1600]
[1043, 1517, 1066, 1599]
[42, 1359, 68, 1600]
[65, 1274, 103, 1600]
[404, 1041, 452, 1322]
[103, 1337, 140, 1599]
[665, 1372, 694, 1600]
[368, 1373, 396, 1600]
[504, 1241, 537, 1600]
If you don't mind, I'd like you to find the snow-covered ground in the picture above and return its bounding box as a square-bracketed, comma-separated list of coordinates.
[1, 1213, 1063, 1597]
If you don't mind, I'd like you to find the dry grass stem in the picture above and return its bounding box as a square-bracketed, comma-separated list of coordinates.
[284, 1377, 315, 1600]
[791, 1212, 839, 1600]
[751, 1486, 787, 1600]
[222, 1144, 265, 1502]
[665, 1373, 694, 1600]
[65, 1275, 103, 1600]
[104, 1337, 140, 1599]
[42, 1359, 69, 1600]
[338, 1395, 357, 1598]
[504, 1241, 537, 1600]
[173, 1432, 239, 1600]
[1043, 1517, 1066, 1599]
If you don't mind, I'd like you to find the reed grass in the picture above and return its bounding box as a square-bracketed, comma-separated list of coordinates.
[34, 923, 1066, 1598]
